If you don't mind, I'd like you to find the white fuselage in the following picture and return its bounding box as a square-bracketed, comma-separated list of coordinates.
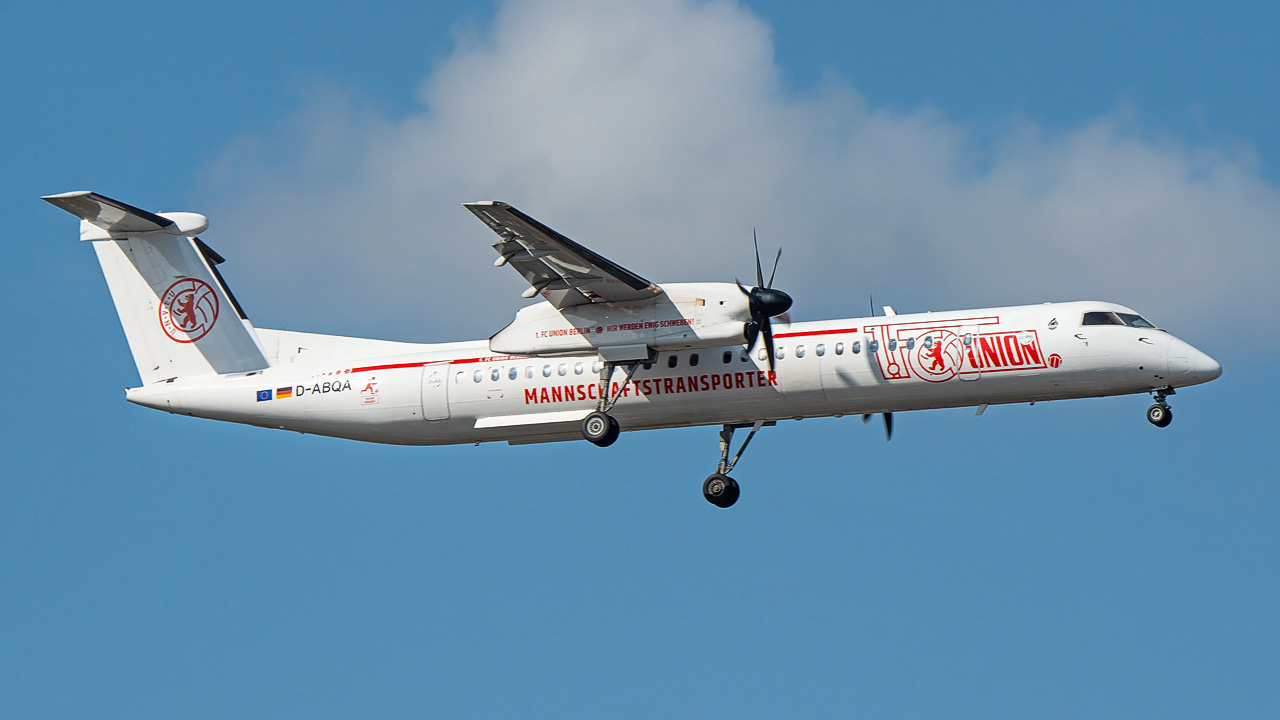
[125, 300, 1220, 445]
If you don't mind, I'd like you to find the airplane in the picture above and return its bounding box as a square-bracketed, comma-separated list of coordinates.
[44, 191, 1221, 508]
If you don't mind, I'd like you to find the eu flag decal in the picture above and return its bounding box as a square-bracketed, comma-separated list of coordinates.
[256, 389, 272, 402]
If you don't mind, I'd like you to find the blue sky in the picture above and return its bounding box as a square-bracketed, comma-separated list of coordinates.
[3, 1, 1278, 717]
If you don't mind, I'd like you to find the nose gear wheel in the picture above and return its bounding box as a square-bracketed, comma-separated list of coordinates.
[1147, 386, 1175, 428]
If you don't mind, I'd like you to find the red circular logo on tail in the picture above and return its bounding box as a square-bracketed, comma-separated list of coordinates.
[159, 278, 219, 343]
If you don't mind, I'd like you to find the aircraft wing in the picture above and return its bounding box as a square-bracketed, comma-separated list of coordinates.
[463, 201, 663, 308]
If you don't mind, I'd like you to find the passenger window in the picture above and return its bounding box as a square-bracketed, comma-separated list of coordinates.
[668, 355, 678, 368]
[592, 361, 603, 373]
[722, 350, 733, 364]
[574, 362, 584, 375]
[543, 364, 553, 377]
[758, 348, 768, 362]
[906, 338, 915, 350]
[962, 334, 972, 346]
[776, 346, 786, 360]
[888, 339, 897, 352]
[852, 341, 861, 354]
[740, 350, 749, 362]
[558, 363, 568, 376]
[525, 366, 534, 379]
[923, 336, 934, 349]
[508, 367, 518, 381]
[795, 345, 806, 358]
[815, 344, 825, 357]
[690, 353, 700, 367]
[490, 368, 500, 382]
[473, 370, 483, 383]
[869, 340, 879, 353]
[834, 342, 844, 355]
[456, 371, 466, 384]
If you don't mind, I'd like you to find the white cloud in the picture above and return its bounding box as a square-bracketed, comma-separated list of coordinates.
[202, 0, 1279, 344]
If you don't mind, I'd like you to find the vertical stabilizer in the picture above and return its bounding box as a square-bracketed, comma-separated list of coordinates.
[44, 191, 270, 384]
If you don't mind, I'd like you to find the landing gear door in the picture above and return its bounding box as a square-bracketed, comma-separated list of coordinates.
[421, 363, 450, 420]
[959, 324, 981, 381]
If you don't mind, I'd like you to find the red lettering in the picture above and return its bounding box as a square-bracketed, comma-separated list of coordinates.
[722, 373, 732, 389]
[587, 383, 598, 400]
[663, 378, 674, 394]
[675, 377, 686, 393]
[767, 370, 778, 386]
[1023, 340, 1042, 365]
[551, 386, 562, 402]
[1003, 335, 1024, 365]
[734, 372, 745, 389]
[979, 336, 1001, 369]
[710, 374, 720, 390]
[539, 388, 549, 403]
[640, 379, 651, 395]
[524, 388, 538, 404]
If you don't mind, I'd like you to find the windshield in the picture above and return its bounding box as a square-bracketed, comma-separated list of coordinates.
[1081, 311, 1159, 329]
[1116, 312, 1158, 329]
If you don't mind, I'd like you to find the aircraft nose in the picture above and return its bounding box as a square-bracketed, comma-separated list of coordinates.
[1192, 348, 1222, 382]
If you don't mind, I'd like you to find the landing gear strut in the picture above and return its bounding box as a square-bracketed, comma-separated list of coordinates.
[702, 420, 772, 508]
[580, 359, 641, 446]
[1147, 386, 1174, 428]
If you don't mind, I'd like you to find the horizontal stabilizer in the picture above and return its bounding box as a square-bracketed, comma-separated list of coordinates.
[43, 191, 208, 240]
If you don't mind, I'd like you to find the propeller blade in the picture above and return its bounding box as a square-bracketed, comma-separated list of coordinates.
[753, 230, 764, 289]
[762, 319, 776, 372]
[767, 246, 782, 288]
[862, 412, 893, 440]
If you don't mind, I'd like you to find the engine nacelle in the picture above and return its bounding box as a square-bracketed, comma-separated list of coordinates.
[490, 282, 751, 358]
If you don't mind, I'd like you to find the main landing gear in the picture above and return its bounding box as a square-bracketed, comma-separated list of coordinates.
[580, 360, 642, 447]
[703, 420, 773, 508]
[1146, 386, 1175, 428]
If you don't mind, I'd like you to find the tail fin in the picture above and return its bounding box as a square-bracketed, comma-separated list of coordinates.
[44, 191, 270, 384]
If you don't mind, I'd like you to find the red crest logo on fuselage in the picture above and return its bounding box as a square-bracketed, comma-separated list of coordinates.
[912, 329, 967, 382]
[159, 278, 219, 343]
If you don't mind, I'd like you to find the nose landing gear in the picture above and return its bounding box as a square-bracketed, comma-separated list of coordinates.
[1147, 386, 1175, 428]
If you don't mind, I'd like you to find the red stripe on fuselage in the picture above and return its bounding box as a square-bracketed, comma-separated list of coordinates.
[772, 327, 857, 339]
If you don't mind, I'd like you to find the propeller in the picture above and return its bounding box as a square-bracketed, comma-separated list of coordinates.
[737, 231, 793, 371]
[861, 293, 894, 440]
[863, 412, 894, 441]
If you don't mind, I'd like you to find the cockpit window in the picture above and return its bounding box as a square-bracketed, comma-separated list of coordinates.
[1082, 311, 1159, 329]
[1082, 311, 1124, 326]
[1116, 312, 1157, 329]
